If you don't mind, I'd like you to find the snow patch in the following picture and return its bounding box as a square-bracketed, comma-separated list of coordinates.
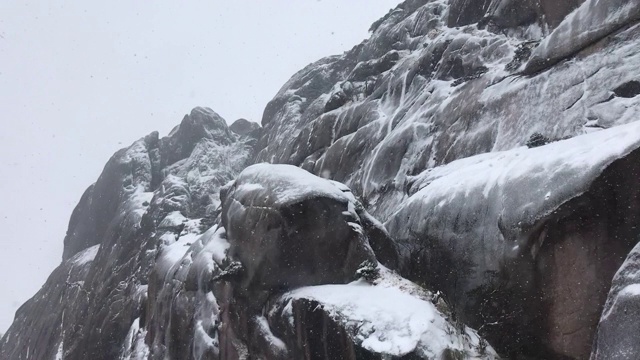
[619, 284, 640, 297]
[54, 340, 63, 360]
[159, 211, 187, 228]
[234, 164, 352, 206]
[119, 318, 149, 360]
[403, 120, 640, 232]
[70, 244, 100, 266]
[255, 316, 287, 353]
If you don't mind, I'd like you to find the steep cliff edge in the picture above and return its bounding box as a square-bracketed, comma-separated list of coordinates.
[0, 107, 255, 360]
[3, 0, 640, 359]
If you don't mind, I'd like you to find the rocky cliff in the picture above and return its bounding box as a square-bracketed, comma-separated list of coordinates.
[3, 0, 640, 359]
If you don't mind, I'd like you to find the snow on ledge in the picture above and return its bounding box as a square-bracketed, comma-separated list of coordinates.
[279, 278, 494, 358]
[397, 120, 640, 237]
[230, 163, 353, 207]
[70, 244, 100, 266]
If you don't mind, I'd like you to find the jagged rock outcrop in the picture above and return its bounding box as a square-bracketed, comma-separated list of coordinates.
[3, 0, 640, 359]
[1, 107, 255, 360]
[144, 164, 497, 360]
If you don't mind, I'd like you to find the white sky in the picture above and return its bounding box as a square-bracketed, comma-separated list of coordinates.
[0, 0, 400, 333]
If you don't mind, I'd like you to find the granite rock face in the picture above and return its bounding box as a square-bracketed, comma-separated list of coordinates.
[591, 241, 640, 360]
[385, 122, 640, 358]
[447, 0, 585, 28]
[524, 0, 640, 74]
[1, 107, 255, 360]
[4, 0, 640, 359]
[142, 165, 495, 360]
[252, 0, 640, 358]
[221, 164, 378, 294]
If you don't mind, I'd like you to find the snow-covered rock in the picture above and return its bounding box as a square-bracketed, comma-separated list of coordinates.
[525, 0, 640, 73]
[221, 164, 377, 295]
[385, 121, 640, 358]
[0, 245, 99, 360]
[1, 107, 252, 360]
[270, 268, 498, 359]
[144, 164, 494, 360]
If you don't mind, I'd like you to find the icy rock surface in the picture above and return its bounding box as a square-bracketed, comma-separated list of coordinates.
[255, 0, 640, 225]
[447, 0, 585, 28]
[525, 0, 640, 73]
[386, 121, 640, 358]
[250, 0, 640, 357]
[591, 241, 640, 360]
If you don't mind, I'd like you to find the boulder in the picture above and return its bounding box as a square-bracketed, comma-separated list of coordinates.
[229, 118, 260, 136]
[591, 241, 640, 360]
[220, 164, 378, 294]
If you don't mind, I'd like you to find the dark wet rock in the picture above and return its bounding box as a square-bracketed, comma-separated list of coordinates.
[539, 0, 585, 28]
[447, 0, 493, 27]
[448, 0, 585, 28]
[229, 118, 260, 136]
[613, 80, 640, 98]
[220, 164, 377, 295]
[591, 241, 640, 360]
[485, 0, 541, 28]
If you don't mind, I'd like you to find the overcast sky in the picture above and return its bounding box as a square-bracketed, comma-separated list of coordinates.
[0, 0, 400, 333]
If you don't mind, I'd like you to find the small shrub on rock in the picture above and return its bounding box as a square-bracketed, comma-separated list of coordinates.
[526, 132, 549, 148]
[356, 260, 380, 282]
[213, 261, 244, 282]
